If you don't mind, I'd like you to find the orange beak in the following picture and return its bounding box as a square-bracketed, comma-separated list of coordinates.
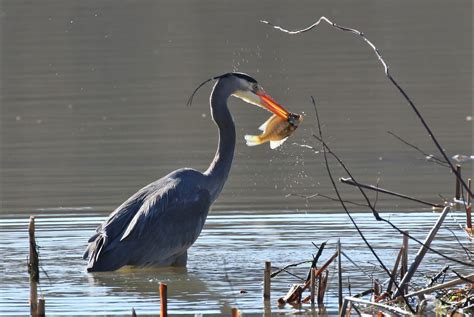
[257, 91, 290, 120]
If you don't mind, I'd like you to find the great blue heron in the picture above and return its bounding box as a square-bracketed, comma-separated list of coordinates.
[83, 72, 291, 272]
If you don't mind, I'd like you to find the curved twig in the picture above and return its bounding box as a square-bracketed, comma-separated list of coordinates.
[387, 131, 449, 167]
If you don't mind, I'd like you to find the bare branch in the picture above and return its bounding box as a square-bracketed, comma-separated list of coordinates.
[340, 177, 445, 208]
[260, 16, 473, 199]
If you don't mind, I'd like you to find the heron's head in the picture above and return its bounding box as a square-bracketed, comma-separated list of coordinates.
[229, 72, 290, 119]
[188, 72, 290, 119]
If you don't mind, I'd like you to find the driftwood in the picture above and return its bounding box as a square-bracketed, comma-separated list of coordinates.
[277, 284, 303, 307]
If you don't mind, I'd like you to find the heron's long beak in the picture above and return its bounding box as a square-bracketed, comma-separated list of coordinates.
[256, 91, 290, 120]
[232, 89, 291, 119]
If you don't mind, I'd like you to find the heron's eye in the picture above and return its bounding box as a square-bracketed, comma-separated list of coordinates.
[251, 83, 259, 92]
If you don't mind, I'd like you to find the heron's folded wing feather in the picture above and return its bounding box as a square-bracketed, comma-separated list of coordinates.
[119, 184, 211, 242]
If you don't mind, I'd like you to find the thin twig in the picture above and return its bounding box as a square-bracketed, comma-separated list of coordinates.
[387, 131, 449, 167]
[275, 267, 307, 282]
[286, 193, 368, 207]
[312, 242, 373, 281]
[271, 260, 312, 278]
[340, 177, 445, 208]
[306, 241, 327, 281]
[451, 270, 474, 284]
[426, 265, 449, 288]
[260, 16, 473, 199]
[373, 178, 380, 210]
[445, 227, 473, 260]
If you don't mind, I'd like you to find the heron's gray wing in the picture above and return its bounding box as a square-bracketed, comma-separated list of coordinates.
[87, 188, 148, 242]
[83, 188, 148, 260]
[119, 181, 211, 242]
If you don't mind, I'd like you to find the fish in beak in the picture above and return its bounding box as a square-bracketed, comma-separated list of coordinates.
[245, 112, 303, 149]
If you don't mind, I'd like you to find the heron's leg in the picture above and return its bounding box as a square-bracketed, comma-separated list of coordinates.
[172, 251, 187, 267]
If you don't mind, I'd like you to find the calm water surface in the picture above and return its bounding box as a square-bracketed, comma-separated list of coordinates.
[0, 0, 472, 315]
[1, 212, 472, 315]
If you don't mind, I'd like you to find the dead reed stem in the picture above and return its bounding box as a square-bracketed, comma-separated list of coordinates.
[263, 261, 271, 300]
[455, 165, 461, 201]
[28, 216, 39, 317]
[231, 307, 240, 317]
[37, 298, 45, 317]
[386, 245, 404, 293]
[310, 268, 316, 307]
[317, 270, 328, 307]
[159, 282, 167, 317]
[466, 178, 472, 229]
[337, 239, 343, 312]
[401, 231, 409, 296]
[394, 206, 450, 298]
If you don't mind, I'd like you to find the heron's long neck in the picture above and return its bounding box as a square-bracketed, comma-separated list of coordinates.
[204, 85, 236, 202]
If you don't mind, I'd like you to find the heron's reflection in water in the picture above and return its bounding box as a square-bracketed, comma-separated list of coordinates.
[86, 266, 237, 314]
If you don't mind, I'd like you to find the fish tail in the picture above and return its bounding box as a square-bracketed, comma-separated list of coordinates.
[244, 135, 262, 146]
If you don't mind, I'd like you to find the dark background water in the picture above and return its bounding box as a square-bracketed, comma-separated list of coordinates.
[0, 0, 472, 315]
[1, 0, 472, 214]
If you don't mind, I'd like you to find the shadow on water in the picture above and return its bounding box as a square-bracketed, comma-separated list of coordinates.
[87, 267, 242, 314]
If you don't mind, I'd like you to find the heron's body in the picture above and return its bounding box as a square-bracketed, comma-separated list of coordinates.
[84, 73, 289, 272]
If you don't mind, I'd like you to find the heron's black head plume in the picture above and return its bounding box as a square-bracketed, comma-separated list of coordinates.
[186, 72, 258, 107]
